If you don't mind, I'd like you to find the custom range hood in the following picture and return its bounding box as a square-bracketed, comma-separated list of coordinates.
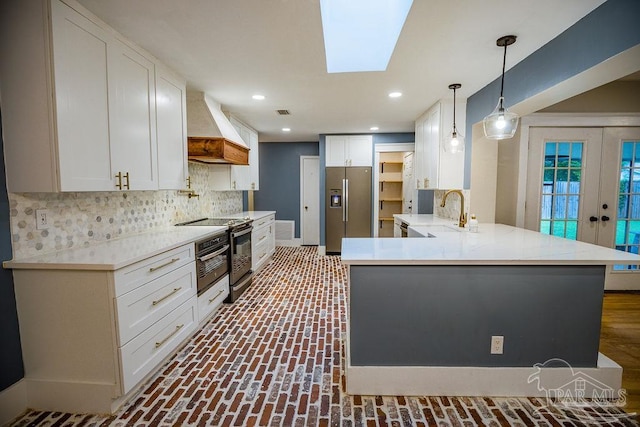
[187, 91, 249, 165]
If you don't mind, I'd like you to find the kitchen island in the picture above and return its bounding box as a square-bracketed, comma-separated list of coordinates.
[341, 222, 640, 397]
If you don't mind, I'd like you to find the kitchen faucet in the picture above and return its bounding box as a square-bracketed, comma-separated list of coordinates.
[440, 190, 467, 228]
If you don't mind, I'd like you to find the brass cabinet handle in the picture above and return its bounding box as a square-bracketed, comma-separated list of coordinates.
[208, 288, 226, 304]
[149, 258, 180, 272]
[155, 324, 184, 349]
[152, 287, 182, 306]
[259, 235, 266, 242]
[186, 176, 191, 189]
[123, 172, 130, 190]
[115, 172, 123, 190]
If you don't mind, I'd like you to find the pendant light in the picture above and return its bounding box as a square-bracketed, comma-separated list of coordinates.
[483, 35, 518, 140]
[443, 83, 464, 154]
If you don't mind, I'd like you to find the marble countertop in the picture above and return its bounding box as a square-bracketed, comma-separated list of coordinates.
[341, 223, 640, 266]
[3, 226, 227, 271]
[393, 214, 456, 226]
[223, 211, 275, 220]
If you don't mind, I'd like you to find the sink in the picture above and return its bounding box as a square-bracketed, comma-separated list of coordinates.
[422, 224, 465, 233]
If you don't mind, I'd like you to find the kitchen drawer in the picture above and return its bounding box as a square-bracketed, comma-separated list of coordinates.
[253, 213, 275, 230]
[252, 235, 270, 271]
[119, 296, 197, 393]
[115, 262, 196, 345]
[253, 223, 270, 247]
[114, 243, 195, 296]
[198, 275, 229, 323]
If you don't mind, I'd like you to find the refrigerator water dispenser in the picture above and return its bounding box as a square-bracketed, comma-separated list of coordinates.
[330, 191, 342, 208]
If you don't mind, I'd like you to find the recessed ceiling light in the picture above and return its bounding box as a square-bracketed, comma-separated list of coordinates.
[252, 94, 265, 100]
[282, 128, 291, 132]
[370, 126, 379, 131]
[389, 92, 402, 98]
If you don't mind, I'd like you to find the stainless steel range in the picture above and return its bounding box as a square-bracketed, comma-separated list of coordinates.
[176, 217, 253, 302]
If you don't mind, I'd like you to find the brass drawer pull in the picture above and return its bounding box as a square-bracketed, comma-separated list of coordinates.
[123, 172, 130, 190]
[259, 235, 267, 242]
[152, 287, 182, 306]
[115, 172, 123, 190]
[149, 258, 180, 272]
[208, 288, 226, 304]
[155, 324, 184, 349]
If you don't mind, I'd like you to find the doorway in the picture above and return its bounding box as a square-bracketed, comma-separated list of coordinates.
[300, 156, 320, 245]
[525, 127, 640, 289]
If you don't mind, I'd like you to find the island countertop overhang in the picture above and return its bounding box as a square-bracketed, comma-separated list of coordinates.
[341, 223, 640, 266]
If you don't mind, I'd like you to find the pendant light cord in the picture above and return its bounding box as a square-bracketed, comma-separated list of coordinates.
[499, 42, 507, 110]
[452, 86, 457, 133]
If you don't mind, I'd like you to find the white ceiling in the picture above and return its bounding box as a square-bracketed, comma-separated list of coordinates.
[76, 0, 605, 142]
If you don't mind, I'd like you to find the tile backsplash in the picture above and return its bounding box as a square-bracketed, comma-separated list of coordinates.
[9, 163, 242, 259]
[433, 189, 471, 222]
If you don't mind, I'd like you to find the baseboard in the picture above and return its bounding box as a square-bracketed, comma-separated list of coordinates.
[346, 353, 622, 397]
[276, 238, 301, 247]
[0, 379, 27, 425]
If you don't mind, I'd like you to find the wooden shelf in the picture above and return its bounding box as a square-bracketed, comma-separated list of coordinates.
[380, 198, 402, 202]
[379, 217, 395, 221]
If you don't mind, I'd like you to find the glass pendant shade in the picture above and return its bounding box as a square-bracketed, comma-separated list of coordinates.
[483, 97, 518, 140]
[443, 128, 465, 153]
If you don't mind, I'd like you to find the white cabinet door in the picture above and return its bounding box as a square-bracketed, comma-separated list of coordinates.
[248, 130, 260, 190]
[413, 113, 426, 189]
[423, 103, 440, 189]
[156, 66, 188, 190]
[346, 135, 373, 166]
[326, 135, 373, 167]
[108, 40, 158, 191]
[414, 101, 464, 190]
[51, 0, 114, 191]
[325, 135, 348, 166]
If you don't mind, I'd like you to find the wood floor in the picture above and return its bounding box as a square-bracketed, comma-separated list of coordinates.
[600, 291, 640, 419]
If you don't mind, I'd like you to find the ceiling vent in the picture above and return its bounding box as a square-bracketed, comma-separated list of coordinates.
[276, 109, 290, 115]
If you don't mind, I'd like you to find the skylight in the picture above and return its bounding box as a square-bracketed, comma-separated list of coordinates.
[320, 0, 413, 73]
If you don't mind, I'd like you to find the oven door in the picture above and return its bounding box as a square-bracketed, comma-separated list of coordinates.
[197, 244, 229, 294]
[230, 227, 252, 284]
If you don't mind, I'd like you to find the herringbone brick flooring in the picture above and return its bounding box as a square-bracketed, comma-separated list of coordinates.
[10, 247, 637, 426]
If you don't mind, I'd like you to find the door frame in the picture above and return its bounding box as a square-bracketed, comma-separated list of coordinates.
[373, 143, 414, 237]
[515, 113, 640, 228]
[300, 155, 320, 246]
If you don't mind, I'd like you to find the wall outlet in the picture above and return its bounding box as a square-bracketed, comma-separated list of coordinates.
[491, 335, 504, 355]
[36, 209, 49, 230]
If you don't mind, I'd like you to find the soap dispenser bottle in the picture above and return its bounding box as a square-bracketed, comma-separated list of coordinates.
[468, 214, 478, 232]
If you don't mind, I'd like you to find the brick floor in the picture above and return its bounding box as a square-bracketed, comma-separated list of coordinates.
[10, 247, 637, 426]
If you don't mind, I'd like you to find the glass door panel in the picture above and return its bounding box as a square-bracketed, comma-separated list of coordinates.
[540, 141, 582, 240]
[612, 140, 640, 271]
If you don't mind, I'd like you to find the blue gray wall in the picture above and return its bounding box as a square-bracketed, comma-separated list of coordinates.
[253, 142, 319, 238]
[0, 110, 24, 392]
[464, 0, 640, 188]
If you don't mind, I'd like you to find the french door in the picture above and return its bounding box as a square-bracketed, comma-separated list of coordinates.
[525, 127, 640, 289]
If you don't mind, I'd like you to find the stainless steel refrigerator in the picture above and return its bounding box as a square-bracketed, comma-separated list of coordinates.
[325, 167, 372, 253]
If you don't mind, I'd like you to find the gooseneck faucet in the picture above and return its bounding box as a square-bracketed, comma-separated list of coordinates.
[440, 190, 467, 228]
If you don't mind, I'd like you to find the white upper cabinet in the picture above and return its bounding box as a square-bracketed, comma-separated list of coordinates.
[156, 66, 188, 190]
[108, 40, 158, 191]
[51, 0, 114, 191]
[413, 99, 465, 190]
[0, 0, 188, 193]
[325, 135, 373, 167]
[209, 117, 260, 191]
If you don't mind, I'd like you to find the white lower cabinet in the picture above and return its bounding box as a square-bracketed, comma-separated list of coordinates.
[198, 275, 229, 324]
[12, 243, 199, 414]
[252, 213, 276, 272]
[120, 297, 197, 393]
